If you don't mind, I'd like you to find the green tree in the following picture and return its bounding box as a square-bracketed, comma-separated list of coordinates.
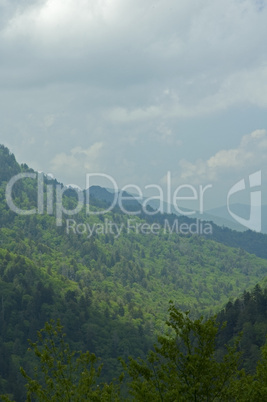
[17, 320, 119, 401]
[125, 302, 241, 401]
[230, 338, 267, 401]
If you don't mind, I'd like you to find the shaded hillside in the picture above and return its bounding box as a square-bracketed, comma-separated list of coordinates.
[216, 283, 267, 374]
[0, 247, 152, 400]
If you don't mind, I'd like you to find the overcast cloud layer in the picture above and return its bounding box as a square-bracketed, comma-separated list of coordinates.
[1, 0, 267, 209]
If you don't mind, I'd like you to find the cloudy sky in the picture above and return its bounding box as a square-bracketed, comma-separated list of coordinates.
[1, 0, 267, 210]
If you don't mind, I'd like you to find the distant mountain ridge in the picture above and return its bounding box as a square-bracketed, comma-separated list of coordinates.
[87, 185, 143, 212]
[104, 188, 260, 233]
[147, 198, 247, 232]
[85, 186, 267, 259]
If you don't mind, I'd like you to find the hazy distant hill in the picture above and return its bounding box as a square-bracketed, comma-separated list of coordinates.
[87, 185, 142, 212]
[148, 198, 246, 232]
[206, 203, 267, 233]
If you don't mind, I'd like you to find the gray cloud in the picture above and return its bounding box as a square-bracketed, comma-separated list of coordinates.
[1, 0, 267, 206]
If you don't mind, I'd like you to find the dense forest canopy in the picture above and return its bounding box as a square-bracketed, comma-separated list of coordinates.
[1, 144, 267, 400]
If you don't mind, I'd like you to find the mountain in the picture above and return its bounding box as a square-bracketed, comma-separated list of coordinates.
[1, 144, 267, 399]
[86, 185, 143, 212]
[206, 203, 267, 234]
[88, 185, 116, 204]
[147, 198, 247, 231]
[216, 282, 267, 374]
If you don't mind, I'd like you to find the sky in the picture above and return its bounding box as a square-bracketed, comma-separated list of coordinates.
[1, 0, 267, 212]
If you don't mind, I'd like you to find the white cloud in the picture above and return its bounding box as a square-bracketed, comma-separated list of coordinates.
[50, 142, 104, 184]
[179, 129, 267, 183]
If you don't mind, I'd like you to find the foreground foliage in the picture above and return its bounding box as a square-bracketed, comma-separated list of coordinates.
[2, 320, 120, 402]
[3, 303, 267, 401]
[125, 302, 241, 401]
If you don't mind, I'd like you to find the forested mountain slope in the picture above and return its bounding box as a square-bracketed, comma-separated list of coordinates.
[216, 282, 267, 371]
[1, 144, 267, 399]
